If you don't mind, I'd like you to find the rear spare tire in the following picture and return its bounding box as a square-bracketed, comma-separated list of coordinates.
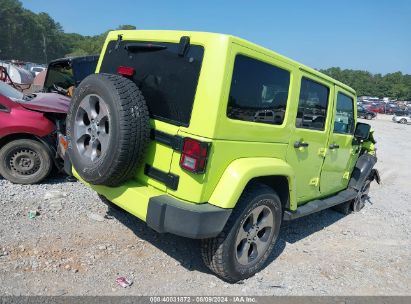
[66, 73, 150, 186]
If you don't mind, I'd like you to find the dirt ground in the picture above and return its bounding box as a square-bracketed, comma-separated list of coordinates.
[0, 115, 410, 296]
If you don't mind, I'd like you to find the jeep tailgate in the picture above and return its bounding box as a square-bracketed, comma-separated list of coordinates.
[98, 38, 204, 191]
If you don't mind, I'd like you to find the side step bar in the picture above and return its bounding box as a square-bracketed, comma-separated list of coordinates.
[283, 188, 358, 221]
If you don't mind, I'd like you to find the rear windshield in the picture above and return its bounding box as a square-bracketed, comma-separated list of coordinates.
[100, 40, 204, 126]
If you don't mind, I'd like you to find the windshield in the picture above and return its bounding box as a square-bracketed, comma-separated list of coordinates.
[0, 81, 24, 100]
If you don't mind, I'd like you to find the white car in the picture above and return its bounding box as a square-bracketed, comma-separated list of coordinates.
[392, 112, 411, 124]
[30, 66, 46, 76]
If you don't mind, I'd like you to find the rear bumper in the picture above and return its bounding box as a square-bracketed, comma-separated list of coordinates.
[147, 195, 232, 239]
[65, 155, 231, 239]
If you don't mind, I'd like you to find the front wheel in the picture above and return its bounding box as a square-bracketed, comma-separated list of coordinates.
[201, 184, 282, 282]
[400, 118, 407, 124]
[366, 114, 373, 120]
[0, 139, 52, 184]
[352, 179, 371, 212]
[333, 179, 371, 215]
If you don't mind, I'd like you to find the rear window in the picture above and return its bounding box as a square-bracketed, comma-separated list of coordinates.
[100, 40, 204, 126]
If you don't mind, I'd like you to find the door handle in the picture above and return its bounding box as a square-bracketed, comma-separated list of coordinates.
[294, 141, 309, 148]
[329, 143, 340, 149]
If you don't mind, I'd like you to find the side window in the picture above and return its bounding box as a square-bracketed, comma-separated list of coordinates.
[227, 55, 290, 125]
[334, 92, 354, 134]
[296, 77, 329, 130]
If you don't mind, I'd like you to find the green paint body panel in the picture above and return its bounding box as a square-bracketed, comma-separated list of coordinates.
[77, 30, 360, 224]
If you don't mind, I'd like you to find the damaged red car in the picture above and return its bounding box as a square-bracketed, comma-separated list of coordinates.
[0, 81, 70, 184]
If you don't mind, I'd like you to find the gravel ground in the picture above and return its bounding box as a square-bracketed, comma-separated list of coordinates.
[0, 115, 410, 296]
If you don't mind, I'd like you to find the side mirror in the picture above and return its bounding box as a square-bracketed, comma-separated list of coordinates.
[354, 122, 371, 140]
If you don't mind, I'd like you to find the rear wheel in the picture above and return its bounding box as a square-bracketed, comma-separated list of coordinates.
[0, 139, 52, 184]
[366, 113, 373, 120]
[201, 184, 282, 282]
[400, 118, 407, 124]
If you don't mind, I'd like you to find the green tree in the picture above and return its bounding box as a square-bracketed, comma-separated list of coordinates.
[320, 68, 411, 100]
[0, 0, 137, 62]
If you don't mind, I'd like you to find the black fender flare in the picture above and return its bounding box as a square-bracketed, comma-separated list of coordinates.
[349, 154, 379, 191]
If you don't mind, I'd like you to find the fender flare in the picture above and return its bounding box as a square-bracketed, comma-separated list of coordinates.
[349, 154, 378, 190]
[208, 158, 297, 210]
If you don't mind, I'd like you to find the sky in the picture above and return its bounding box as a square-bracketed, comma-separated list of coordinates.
[20, 0, 411, 74]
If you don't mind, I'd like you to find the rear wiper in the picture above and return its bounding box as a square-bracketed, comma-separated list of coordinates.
[125, 43, 167, 52]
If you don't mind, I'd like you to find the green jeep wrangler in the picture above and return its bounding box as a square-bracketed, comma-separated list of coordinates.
[64, 30, 379, 282]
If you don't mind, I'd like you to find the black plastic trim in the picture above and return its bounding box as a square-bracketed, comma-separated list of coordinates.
[125, 42, 167, 52]
[283, 188, 358, 221]
[348, 154, 378, 190]
[144, 164, 179, 190]
[146, 195, 232, 239]
[150, 129, 184, 151]
[63, 153, 73, 176]
[178, 36, 190, 57]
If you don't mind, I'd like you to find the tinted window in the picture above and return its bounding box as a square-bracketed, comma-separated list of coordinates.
[296, 77, 329, 130]
[227, 55, 290, 125]
[100, 40, 204, 126]
[334, 93, 354, 134]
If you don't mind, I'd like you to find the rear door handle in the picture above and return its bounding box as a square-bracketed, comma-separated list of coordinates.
[329, 143, 340, 149]
[294, 141, 309, 148]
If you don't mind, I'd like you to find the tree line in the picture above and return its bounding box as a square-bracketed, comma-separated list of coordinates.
[319, 68, 411, 101]
[0, 0, 134, 62]
[1, 0, 410, 100]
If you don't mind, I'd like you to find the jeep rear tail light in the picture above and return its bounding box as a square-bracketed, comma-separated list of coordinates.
[117, 66, 135, 77]
[180, 138, 209, 173]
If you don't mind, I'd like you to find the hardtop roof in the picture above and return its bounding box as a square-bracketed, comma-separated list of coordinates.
[108, 30, 356, 94]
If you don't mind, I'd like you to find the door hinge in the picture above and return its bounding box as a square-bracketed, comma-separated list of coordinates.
[343, 171, 350, 180]
[309, 177, 320, 187]
[318, 148, 327, 157]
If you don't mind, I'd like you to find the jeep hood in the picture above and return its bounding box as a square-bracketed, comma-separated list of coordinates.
[17, 93, 70, 114]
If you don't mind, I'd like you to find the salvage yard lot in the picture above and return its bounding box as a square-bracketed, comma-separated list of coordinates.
[0, 115, 410, 295]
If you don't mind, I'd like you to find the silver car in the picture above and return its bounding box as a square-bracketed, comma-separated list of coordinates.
[392, 112, 411, 124]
